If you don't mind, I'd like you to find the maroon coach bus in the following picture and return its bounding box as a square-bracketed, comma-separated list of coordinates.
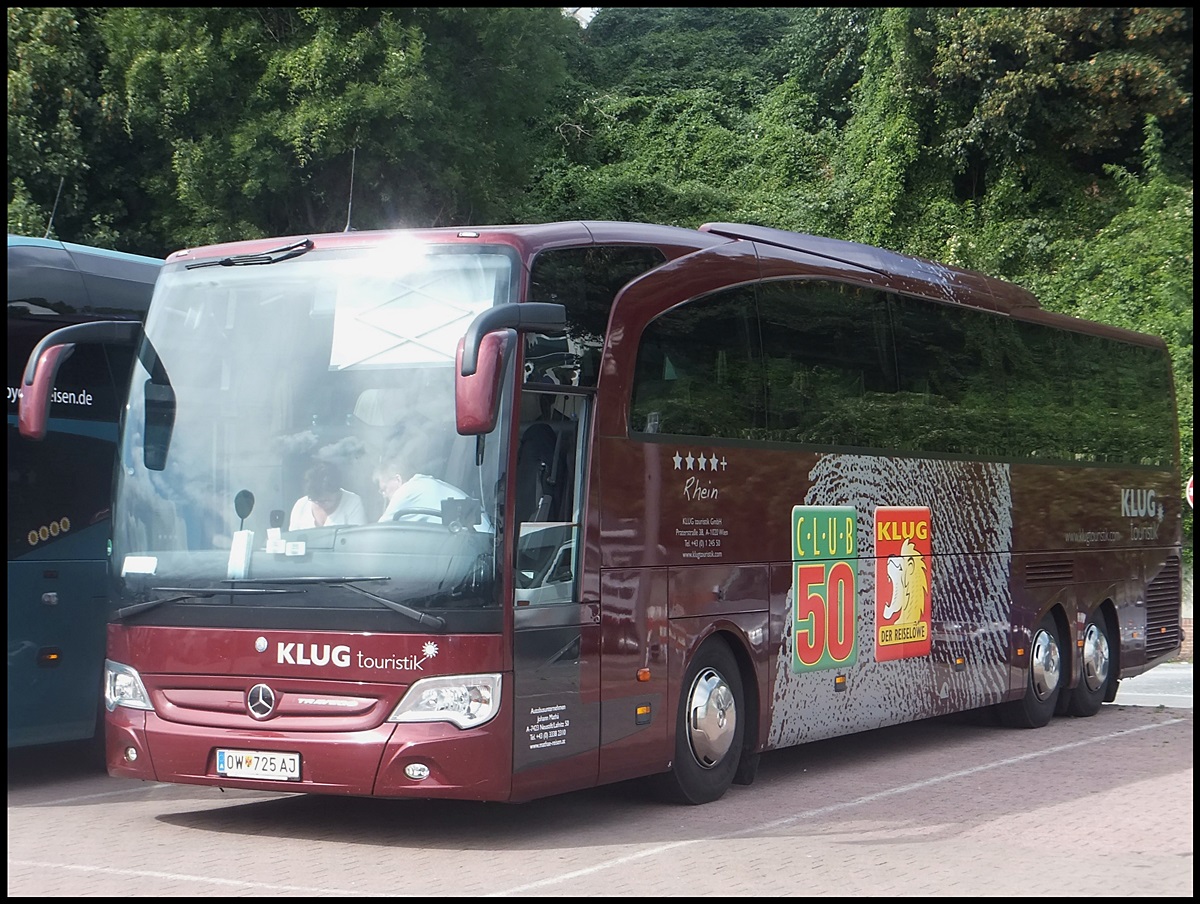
[19, 221, 1184, 804]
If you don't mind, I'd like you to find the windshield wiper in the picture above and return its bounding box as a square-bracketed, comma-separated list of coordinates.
[185, 238, 313, 269]
[114, 586, 293, 620]
[115, 576, 446, 630]
[236, 577, 447, 630]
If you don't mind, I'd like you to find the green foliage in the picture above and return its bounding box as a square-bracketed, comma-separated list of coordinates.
[6, 6, 1193, 558]
[773, 8, 878, 126]
[7, 8, 95, 194]
[85, 7, 575, 246]
[6, 7, 153, 249]
[832, 8, 939, 248]
[931, 9, 1192, 173]
[582, 7, 797, 105]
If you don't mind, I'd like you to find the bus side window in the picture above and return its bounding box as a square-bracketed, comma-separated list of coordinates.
[529, 245, 668, 389]
[516, 392, 576, 525]
[514, 390, 584, 606]
[758, 281, 896, 448]
[629, 287, 761, 438]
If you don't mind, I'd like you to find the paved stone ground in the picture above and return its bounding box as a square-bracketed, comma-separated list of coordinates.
[8, 705, 1192, 897]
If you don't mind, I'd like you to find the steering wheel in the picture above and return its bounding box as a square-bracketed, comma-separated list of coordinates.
[389, 507, 443, 522]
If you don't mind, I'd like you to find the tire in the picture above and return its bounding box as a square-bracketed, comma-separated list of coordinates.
[1000, 612, 1062, 728]
[659, 638, 744, 805]
[1066, 609, 1112, 717]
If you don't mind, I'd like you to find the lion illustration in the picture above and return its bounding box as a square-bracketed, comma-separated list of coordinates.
[882, 537, 928, 624]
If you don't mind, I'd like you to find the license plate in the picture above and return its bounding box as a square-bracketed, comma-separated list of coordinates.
[216, 748, 301, 781]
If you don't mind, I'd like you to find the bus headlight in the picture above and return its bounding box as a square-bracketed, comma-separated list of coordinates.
[104, 659, 154, 712]
[387, 674, 501, 729]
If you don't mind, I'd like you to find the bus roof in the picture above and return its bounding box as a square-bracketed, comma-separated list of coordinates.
[699, 222, 1041, 313]
[8, 234, 162, 318]
[163, 220, 1042, 310]
[156, 221, 1164, 348]
[163, 221, 732, 271]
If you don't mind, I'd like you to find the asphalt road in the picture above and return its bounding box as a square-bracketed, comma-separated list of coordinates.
[1112, 661, 1192, 708]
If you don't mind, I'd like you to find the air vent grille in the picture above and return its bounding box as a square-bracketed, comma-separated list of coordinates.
[1145, 556, 1182, 660]
[1025, 560, 1074, 585]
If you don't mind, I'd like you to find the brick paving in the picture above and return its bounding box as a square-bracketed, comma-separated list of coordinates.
[8, 703, 1192, 897]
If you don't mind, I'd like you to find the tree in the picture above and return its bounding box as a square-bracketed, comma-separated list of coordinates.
[95, 8, 576, 247]
[7, 7, 154, 250]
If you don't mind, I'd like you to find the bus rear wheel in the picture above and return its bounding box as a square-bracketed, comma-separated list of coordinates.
[1000, 613, 1062, 728]
[660, 638, 744, 805]
[1067, 610, 1112, 717]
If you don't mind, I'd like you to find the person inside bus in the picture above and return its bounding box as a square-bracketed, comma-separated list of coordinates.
[288, 460, 367, 529]
[375, 447, 493, 531]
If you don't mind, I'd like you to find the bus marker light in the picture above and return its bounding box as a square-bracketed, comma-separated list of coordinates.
[953, 657, 966, 672]
[834, 675, 846, 692]
[636, 704, 651, 725]
[37, 647, 62, 667]
[637, 668, 651, 682]
[405, 763, 431, 781]
[1016, 647, 1026, 657]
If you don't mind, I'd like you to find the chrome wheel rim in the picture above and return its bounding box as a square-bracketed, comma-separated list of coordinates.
[1030, 625, 1062, 702]
[1081, 622, 1111, 692]
[686, 667, 737, 768]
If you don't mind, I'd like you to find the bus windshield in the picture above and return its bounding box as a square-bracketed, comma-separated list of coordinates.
[112, 240, 517, 631]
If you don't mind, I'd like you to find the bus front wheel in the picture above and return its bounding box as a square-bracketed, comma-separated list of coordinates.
[660, 638, 744, 805]
[1001, 613, 1062, 728]
[1066, 609, 1112, 717]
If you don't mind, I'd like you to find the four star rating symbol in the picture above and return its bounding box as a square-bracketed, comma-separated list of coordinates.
[672, 450, 728, 471]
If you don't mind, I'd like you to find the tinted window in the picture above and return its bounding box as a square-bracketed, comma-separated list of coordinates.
[1003, 319, 1175, 466]
[528, 246, 666, 388]
[631, 287, 761, 437]
[8, 427, 116, 560]
[757, 280, 896, 448]
[7, 341, 131, 558]
[625, 278, 1176, 467]
[890, 293, 1009, 456]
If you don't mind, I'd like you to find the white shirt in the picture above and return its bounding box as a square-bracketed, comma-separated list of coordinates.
[288, 488, 367, 530]
[379, 474, 493, 531]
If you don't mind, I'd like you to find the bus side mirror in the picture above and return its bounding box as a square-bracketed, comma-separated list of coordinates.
[144, 379, 176, 471]
[456, 331, 513, 435]
[19, 320, 141, 441]
[455, 303, 567, 436]
[18, 343, 75, 441]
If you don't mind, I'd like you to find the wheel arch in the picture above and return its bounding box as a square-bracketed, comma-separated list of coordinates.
[1041, 602, 1072, 716]
[715, 626, 761, 763]
[1045, 602, 1071, 660]
[679, 623, 762, 760]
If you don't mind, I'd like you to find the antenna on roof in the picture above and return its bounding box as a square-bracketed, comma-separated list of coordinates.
[344, 147, 356, 233]
[43, 176, 65, 239]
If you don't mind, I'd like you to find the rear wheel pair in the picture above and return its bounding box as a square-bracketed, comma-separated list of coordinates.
[1001, 610, 1112, 727]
